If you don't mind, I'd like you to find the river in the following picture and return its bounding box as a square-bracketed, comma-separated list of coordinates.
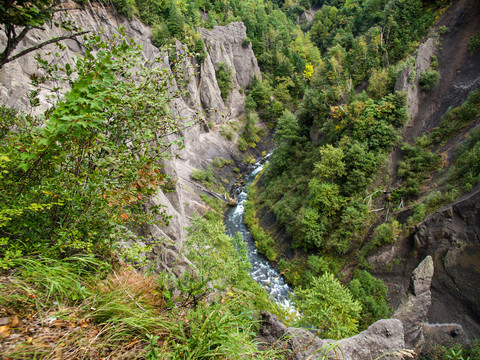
[224, 157, 293, 308]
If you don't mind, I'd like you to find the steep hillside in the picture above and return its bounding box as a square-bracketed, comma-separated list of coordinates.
[246, 0, 480, 354]
[370, 0, 480, 338]
[0, 0, 266, 275]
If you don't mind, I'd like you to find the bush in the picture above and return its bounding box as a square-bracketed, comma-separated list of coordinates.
[237, 137, 248, 152]
[212, 157, 232, 168]
[397, 140, 441, 198]
[469, 31, 480, 53]
[419, 68, 440, 91]
[220, 125, 235, 141]
[452, 127, 480, 190]
[216, 62, 233, 101]
[152, 23, 170, 47]
[293, 272, 362, 339]
[191, 166, 214, 183]
[370, 220, 401, 249]
[349, 270, 390, 330]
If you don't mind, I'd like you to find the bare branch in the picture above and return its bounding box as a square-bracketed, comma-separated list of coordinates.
[1, 30, 89, 69]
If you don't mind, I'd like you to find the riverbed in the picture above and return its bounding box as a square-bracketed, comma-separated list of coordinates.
[224, 158, 293, 308]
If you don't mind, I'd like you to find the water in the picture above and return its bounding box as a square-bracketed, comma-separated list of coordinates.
[224, 157, 293, 308]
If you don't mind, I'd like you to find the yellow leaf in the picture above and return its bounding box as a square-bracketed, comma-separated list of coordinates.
[0, 325, 10, 338]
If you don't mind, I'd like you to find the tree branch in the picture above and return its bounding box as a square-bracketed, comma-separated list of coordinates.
[0, 30, 89, 69]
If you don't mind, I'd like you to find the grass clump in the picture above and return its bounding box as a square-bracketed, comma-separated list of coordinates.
[0, 231, 288, 359]
[450, 127, 480, 191]
[220, 124, 235, 141]
[212, 156, 232, 168]
[430, 86, 480, 144]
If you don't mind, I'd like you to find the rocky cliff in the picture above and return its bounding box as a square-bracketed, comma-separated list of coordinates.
[369, 0, 480, 344]
[0, 1, 262, 274]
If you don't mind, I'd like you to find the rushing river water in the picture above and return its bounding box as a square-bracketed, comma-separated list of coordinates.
[224, 158, 293, 308]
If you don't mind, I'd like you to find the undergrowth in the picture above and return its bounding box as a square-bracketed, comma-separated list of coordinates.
[0, 206, 293, 359]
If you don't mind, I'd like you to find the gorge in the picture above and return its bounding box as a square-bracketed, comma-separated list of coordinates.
[1, 0, 479, 359]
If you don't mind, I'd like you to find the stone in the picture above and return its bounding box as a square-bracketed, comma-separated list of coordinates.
[393, 256, 434, 348]
[258, 312, 405, 360]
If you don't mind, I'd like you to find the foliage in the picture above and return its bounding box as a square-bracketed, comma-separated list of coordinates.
[293, 272, 362, 339]
[432, 340, 480, 360]
[419, 68, 440, 91]
[220, 124, 235, 141]
[191, 166, 214, 183]
[216, 61, 233, 101]
[425, 187, 460, 214]
[468, 30, 480, 53]
[0, 0, 88, 69]
[0, 249, 286, 359]
[370, 219, 401, 249]
[212, 156, 232, 168]
[349, 270, 390, 330]
[397, 139, 441, 198]
[244, 185, 278, 261]
[0, 31, 191, 260]
[430, 86, 480, 144]
[451, 127, 480, 191]
[241, 112, 266, 148]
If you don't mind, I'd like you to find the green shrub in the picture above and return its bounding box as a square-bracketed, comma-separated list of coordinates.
[237, 137, 248, 152]
[452, 127, 480, 190]
[349, 270, 390, 330]
[0, 33, 184, 259]
[293, 272, 362, 339]
[425, 188, 459, 213]
[212, 157, 232, 168]
[407, 202, 426, 226]
[419, 68, 440, 91]
[371, 219, 401, 249]
[220, 124, 235, 141]
[397, 140, 441, 198]
[216, 62, 233, 101]
[191, 166, 214, 183]
[194, 37, 207, 63]
[469, 31, 480, 53]
[431, 87, 480, 143]
[438, 26, 450, 35]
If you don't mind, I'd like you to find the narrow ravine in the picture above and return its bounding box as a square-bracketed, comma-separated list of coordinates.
[225, 158, 293, 308]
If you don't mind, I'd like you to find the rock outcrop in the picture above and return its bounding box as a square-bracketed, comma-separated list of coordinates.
[259, 255, 472, 359]
[372, 0, 480, 343]
[393, 256, 434, 348]
[414, 186, 480, 339]
[258, 257, 449, 359]
[0, 1, 262, 274]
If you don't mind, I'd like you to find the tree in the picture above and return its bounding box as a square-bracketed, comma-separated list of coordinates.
[167, 1, 185, 37]
[0, 0, 88, 69]
[0, 31, 192, 259]
[313, 144, 346, 182]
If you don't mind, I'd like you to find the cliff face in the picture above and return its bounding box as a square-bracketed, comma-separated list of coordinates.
[371, 0, 480, 344]
[0, 1, 261, 274]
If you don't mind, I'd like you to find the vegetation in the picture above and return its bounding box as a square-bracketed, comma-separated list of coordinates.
[0, 0, 88, 69]
[2, 0, 478, 356]
[212, 156, 232, 168]
[292, 272, 362, 339]
[469, 30, 480, 53]
[0, 31, 191, 263]
[0, 212, 289, 358]
[216, 62, 233, 101]
[419, 68, 440, 91]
